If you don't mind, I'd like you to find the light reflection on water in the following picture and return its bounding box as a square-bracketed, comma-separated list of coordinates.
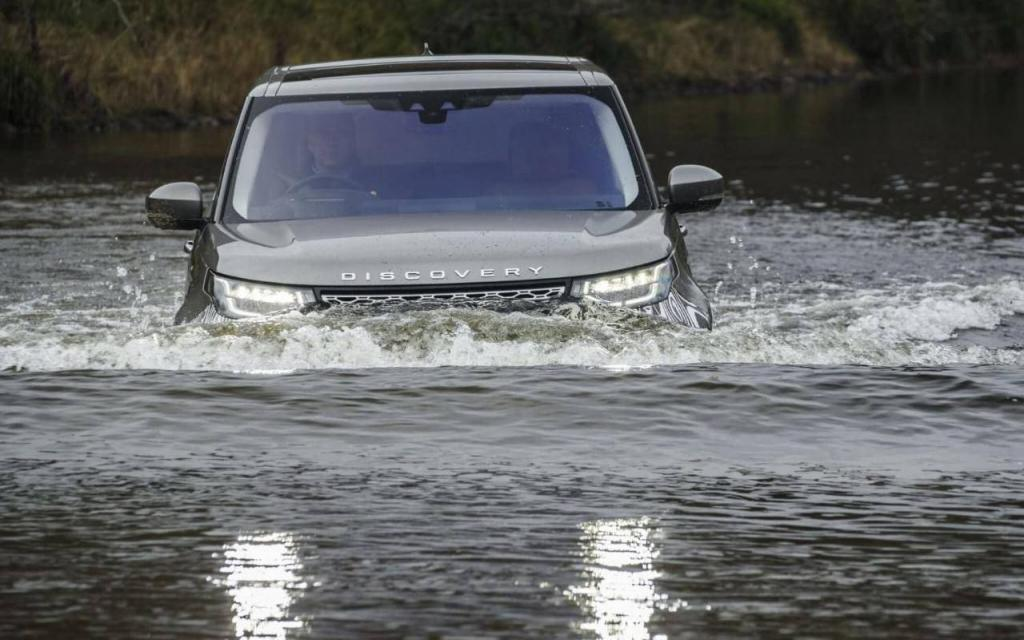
[567, 517, 663, 640]
[215, 532, 307, 639]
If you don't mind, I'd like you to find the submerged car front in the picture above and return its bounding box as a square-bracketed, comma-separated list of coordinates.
[146, 58, 718, 328]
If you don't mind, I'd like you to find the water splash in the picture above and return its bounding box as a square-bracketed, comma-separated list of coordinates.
[1, 278, 1021, 372]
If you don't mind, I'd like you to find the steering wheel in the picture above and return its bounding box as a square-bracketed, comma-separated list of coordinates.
[286, 173, 364, 195]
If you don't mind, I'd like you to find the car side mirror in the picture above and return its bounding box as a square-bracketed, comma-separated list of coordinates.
[146, 182, 205, 230]
[667, 165, 723, 214]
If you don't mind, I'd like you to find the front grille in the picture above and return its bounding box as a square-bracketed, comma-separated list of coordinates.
[319, 284, 567, 307]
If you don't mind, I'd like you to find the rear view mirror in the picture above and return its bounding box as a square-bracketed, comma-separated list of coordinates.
[146, 182, 205, 230]
[667, 165, 723, 214]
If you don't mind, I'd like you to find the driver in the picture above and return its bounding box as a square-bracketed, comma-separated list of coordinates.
[261, 113, 372, 211]
[305, 115, 360, 182]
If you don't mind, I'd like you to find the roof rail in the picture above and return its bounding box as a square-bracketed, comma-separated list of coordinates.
[280, 56, 581, 83]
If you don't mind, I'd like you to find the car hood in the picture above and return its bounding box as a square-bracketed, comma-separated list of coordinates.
[208, 209, 673, 287]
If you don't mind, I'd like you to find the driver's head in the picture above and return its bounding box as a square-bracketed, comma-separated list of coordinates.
[306, 115, 356, 171]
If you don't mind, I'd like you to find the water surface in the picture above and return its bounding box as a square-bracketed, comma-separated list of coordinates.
[2, 70, 1023, 639]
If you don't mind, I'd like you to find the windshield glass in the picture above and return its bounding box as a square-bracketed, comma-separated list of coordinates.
[228, 91, 645, 221]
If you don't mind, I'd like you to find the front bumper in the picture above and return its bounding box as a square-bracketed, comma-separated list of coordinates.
[187, 258, 712, 329]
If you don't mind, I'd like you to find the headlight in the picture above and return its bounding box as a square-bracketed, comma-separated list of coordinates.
[211, 273, 315, 319]
[571, 258, 675, 308]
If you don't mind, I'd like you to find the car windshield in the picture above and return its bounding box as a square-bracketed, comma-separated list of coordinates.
[228, 91, 644, 221]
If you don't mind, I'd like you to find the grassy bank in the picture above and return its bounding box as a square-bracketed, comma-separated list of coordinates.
[2, 0, 1022, 132]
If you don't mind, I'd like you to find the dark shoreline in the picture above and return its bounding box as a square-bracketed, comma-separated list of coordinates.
[4, 69, 866, 137]
[2, 61, 1020, 139]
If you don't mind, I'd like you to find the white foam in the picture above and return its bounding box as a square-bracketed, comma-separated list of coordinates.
[850, 280, 1024, 341]
[1, 279, 1021, 372]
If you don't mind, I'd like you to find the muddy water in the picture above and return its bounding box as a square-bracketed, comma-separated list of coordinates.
[2, 70, 1023, 638]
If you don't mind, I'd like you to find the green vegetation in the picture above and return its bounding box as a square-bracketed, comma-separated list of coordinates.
[1, 0, 1022, 132]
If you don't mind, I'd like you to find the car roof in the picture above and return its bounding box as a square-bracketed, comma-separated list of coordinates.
[251, 55, 615, 97]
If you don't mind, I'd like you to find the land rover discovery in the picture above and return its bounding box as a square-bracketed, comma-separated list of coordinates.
[145, 55, 723, 328]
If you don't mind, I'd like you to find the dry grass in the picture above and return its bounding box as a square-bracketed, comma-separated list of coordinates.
[606, 13, 858, 89]
[38, 19, 275, 118]
[4, 0, 1019, 130]
[30, 3, 419, 120]
[32, 10, 859, 122]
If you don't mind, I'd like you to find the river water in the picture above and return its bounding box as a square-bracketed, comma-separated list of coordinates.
[1, 71, 1023, 638]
